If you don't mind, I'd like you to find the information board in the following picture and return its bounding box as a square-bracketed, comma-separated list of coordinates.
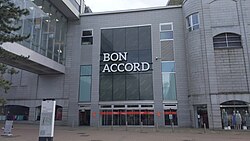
[39, 100, 56, 137]
[3, 120, 13, 135]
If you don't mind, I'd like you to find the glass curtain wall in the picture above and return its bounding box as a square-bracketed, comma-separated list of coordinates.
[99, 26, 153, 101]
[11, 0, 67, 64]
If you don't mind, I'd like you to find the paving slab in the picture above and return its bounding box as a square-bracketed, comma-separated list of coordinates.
[0, 123, 250, 141]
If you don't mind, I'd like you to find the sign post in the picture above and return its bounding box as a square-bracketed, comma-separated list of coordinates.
[38, 99, 56, 141]
[2, 120, 13, 136]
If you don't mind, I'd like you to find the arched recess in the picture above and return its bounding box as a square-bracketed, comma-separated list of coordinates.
[220, 100, 249, 129]
[4, 105, 29, 121]
[213, 33, 242, 48]
[35, 105, 63, 121]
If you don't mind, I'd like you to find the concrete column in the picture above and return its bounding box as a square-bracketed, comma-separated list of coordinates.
[29, 107, 36, 121]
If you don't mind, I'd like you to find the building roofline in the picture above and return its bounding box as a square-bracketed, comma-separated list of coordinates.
[80, 5, 182, 16]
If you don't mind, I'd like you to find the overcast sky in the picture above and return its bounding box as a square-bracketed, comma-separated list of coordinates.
[84, 0, 170, 12]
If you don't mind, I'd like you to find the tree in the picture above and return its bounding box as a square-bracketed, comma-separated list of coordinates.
[0, 0, 29, 43]
[0, 0, 29, 110]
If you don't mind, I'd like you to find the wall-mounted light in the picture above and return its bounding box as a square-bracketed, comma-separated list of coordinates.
[155, 57, 161, 60]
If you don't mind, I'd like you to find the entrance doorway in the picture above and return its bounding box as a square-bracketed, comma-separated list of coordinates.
[79, 110, 90, 126]
[196, 105, 209, 128]
[100, 104, 154, 126]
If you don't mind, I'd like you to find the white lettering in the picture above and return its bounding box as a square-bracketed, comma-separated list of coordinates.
[110, 64, 117, 72]
[102, 64, 111, 72]
[102, 52, 151, 73]
[133, 63, 140, 72]
[117, 63, 125, 72]
[125, 63, 133, 72]
[103, 53, 110, 62]
[119, 52, 127, 61]
[110, 53, 119, 61]
[141, 62, 150, 71]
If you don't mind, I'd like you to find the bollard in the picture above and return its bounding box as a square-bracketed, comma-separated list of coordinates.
[111, 121, 113, 131]
[71, 120, 75, 128]
[125, 121, 128, 131]
[140, 122, 143, 133]
[203, 123, 206, 133]
[171, 122, 174, 133]
[97, 120, 100, 130]
[156, 122, 159, 132]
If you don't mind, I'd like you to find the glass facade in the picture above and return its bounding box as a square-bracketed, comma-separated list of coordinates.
[79, 65, 92, 102]
[100, 26, 153, 101]
[162, 62, 176, 100]
[12, 0, 67, 64]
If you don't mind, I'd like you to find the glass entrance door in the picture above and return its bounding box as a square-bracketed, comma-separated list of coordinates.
[79, 110, 90, 126]
[127, 110, 140, 125]
[197, 105, 209, 128]
[113, 109, 126, 125]
[100, 104, 154, 126]
[101, 110, 112, 126]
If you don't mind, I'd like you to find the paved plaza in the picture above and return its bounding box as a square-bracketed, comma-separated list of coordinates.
[0, 123, 250, 141]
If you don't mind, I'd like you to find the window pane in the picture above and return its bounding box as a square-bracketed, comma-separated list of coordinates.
[81, 37, 93, 45]
[113, 75, 126, 101]
[161, 41, 174, 61]
[162, 62, 175, 72]
[161, 24, 172, 31]
[126, 27, 138, 51]
[79, 76, 91, 102]
[214, 42, 227, 48]
[213, 37, 226, 42]
[227, 36, 241, 42]
[139, 49, 152, 62]
[126, 50, 139, 62]
[82, 30, 92, 36]
[100, 75, 113, 101]
[192, 13, 199, 25]
[139, 26, 151, 50]
[113, 28, 126, 52]
[160, 31, 173, 40]
[187, 16, 191, 27]
[80, 65, 92, 75]
[213, 33, 242, 48]
[228, 42, 241, 47]
[193, 25, 199, 30]
[162, 73, 176, 100]
[140, 73, 153, 100]
[126, 74, 139, 100]
[101, 29, 113, 52]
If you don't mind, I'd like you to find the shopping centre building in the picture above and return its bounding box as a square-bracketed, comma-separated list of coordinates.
[1, 0, 250, 129]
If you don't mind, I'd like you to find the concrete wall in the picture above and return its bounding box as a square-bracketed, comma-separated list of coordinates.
[184, 0, 250, 129]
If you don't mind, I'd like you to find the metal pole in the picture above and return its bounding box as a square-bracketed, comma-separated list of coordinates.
[171, 122, 174, 133]
[72, 120, 75, 128]
[125, 121, 128, 131]
[156, 122, 159, 132]
[140, 122, 143, 133]
[97, 119, 100, 130]
[111, 121, 113, 131]
[203, 123, 206, 133]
